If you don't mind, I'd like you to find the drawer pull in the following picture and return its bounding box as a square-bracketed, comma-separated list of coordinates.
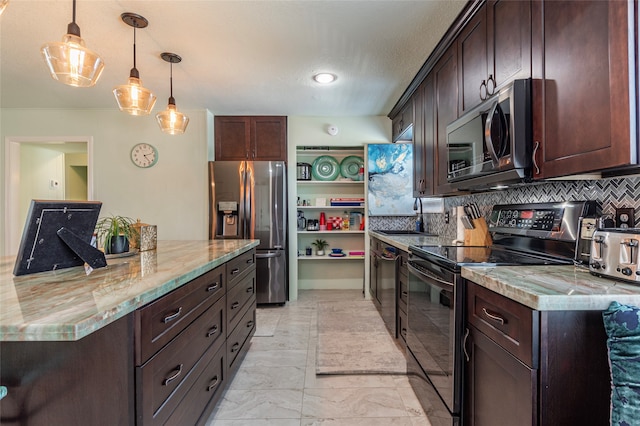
[402, 291, 408, 297]
[246, 320, 254, 328]
[246, 286, 253, 293]
[163, 364, 183, 386]
[207, 376, 219, 392]
[206, 282, 220, 292]
[230, 342, 240, 353]
[163, 307, 183, 323]
[247, 258, 254, 264]
[230, 301, 240, 310]
[230, 268, 240, 275]
[482, 307, 506, 325]
[206, 325, 219, 337]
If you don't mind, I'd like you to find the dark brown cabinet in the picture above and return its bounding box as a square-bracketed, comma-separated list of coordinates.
[413, 77, 435, 197]
[433, 44, 459, 196]
[391, 101, 414, 142]
[458, 1, 531, 113]
[215, 116, 287, 161]
[464, 281, 611, 426]
[531, 0, 634, 178]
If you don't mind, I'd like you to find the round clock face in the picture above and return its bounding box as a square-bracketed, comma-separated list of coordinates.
[130, 143, 158, 168]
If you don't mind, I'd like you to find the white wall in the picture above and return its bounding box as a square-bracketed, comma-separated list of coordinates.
[1, 108, 210, 257]
[286, 116, 392, 301]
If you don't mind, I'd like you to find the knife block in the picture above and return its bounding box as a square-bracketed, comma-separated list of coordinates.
[464, 217, 493, 246]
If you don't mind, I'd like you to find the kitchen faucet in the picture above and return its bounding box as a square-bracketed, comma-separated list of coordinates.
[413, 197, 424, 233]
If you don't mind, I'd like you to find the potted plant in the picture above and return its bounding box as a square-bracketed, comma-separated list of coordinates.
[311, 238, 329, 256]
[95, 215, 138, 254]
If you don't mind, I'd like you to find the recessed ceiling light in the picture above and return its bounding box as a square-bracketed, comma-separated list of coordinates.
[313, 73, 337, 84]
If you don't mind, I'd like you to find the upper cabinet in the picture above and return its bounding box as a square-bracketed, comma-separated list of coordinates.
[433, 44, 459, 196]
[458, 0, 531, 113]
[391, 101, 414, 143]
[413, 77, 435, 197]
[531, 0, 635, 179]
[215, 116, 287, 161]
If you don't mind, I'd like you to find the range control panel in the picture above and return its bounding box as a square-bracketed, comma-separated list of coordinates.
[488, 201, 600, 242]
[495, 208, 563, 231]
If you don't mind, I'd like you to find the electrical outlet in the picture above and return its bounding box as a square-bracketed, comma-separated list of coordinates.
[444, 211, 450, 224]
[615, 207, 635, 228]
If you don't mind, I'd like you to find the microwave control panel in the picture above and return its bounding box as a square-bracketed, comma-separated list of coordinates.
[495, 208, 563, 231]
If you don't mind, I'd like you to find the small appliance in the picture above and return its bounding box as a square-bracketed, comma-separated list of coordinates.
[296, 162, 311, 180]
[590, 228, 640, 283]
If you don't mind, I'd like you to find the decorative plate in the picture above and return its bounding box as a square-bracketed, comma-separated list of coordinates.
[329, 253, 346, 257]
[312, 155, 340, 181]
[340, 155, 364, 179]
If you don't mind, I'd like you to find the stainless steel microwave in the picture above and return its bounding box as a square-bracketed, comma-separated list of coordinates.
[446, 78, 532, 191]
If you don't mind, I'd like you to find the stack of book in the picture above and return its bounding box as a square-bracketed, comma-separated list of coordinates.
[330, 197, 365, 207]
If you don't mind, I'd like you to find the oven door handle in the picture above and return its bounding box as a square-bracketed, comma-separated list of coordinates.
[408, 263, 454, 291]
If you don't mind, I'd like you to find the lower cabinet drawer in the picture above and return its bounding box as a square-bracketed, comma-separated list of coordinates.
[227, 302, 256, 372]
[467, 281, 537, 367]
[136, 265, 225, 364]
[227, 272, 256, 333]
[136, 296, 225, 425]
[164, 344, 226, 426]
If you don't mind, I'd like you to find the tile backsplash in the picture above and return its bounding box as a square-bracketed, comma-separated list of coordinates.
[369, 176, 640, 240]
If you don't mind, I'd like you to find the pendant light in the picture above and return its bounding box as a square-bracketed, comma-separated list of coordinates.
[113, 13, 156, 115]
[40, 0, 104, 87]
[0, 0, 10, 17]
[156, 53, 189, 135]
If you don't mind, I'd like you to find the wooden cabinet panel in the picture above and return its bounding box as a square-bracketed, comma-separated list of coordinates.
[392, 101, 414, 142]
[215, 116, 287, 161]
[227, 249, 256, 288]
[227, 303, 257, 372]
[465, 325, 537, 426]
[413, 77, 435, 197]
[434, 44, 459, 196]
[227, 271, 256, 333]
[458, 7, 488, 113]
[252, 116, 288, 160]
[531, 0, 633, 178]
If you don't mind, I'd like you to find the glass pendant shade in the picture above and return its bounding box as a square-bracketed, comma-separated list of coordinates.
[156, 102, 189, 135]
[0, 0, 10, 16]
[41, 0, 104, 88]
[113, 75, 156, 115]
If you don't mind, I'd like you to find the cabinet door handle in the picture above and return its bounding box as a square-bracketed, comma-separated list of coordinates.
[482, 307, 506, 325]
[479, 80, 487, 101]
[207, 282, 219, 292]
[231, 301, 240, 310]
[163, 307, 183, 323]
[486, 74, 496, 96]
[206, 325, 219, 337]
[463, 328, 470, 362]
[532, 141, 541, 175]
[163, 364, 183, 386]
[230, 342, 240, 353]
[207, 375, 219, 392]
[230, 268, 240, 275]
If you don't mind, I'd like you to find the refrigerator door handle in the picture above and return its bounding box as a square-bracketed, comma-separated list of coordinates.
[256, 251, 282, 259]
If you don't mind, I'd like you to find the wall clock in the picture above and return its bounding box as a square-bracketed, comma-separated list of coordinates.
[130, 143, 158, 168]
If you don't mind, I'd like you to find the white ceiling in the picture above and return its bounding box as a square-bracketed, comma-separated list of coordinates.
[1, 0, 466, 116]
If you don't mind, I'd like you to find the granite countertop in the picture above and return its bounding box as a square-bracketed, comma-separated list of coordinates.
[0, 240, 259, 342]
[462, 264, 640, 311]
[368, 230, 451, 252]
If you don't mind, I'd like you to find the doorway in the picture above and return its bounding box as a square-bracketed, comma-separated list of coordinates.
[4, 136, 93, 256]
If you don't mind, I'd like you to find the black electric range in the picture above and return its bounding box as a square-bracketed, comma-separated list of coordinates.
[404, 201, 600, 426]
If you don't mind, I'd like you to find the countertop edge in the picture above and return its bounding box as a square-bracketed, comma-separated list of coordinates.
[1, 240, 259, 342]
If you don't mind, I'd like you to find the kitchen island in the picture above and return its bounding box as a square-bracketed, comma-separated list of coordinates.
[0, 239, 259, 425]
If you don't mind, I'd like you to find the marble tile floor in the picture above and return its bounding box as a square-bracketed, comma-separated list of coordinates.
[205, 289, 432, 426]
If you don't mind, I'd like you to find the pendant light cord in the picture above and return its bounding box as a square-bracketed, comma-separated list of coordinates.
[67, 0, 81, 37]
[72, 0, 76, 24]
[129, 25, 140, 78]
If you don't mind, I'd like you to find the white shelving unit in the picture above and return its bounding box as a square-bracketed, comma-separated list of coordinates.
[295, 147, 366, 290]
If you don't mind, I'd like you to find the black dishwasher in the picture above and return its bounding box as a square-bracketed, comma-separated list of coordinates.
[370, 241, 399, 337]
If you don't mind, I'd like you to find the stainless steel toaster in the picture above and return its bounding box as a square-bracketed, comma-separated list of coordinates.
[589, 228, 640, 283]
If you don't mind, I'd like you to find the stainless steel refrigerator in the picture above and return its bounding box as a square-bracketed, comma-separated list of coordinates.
[208, 161, 288, 304]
